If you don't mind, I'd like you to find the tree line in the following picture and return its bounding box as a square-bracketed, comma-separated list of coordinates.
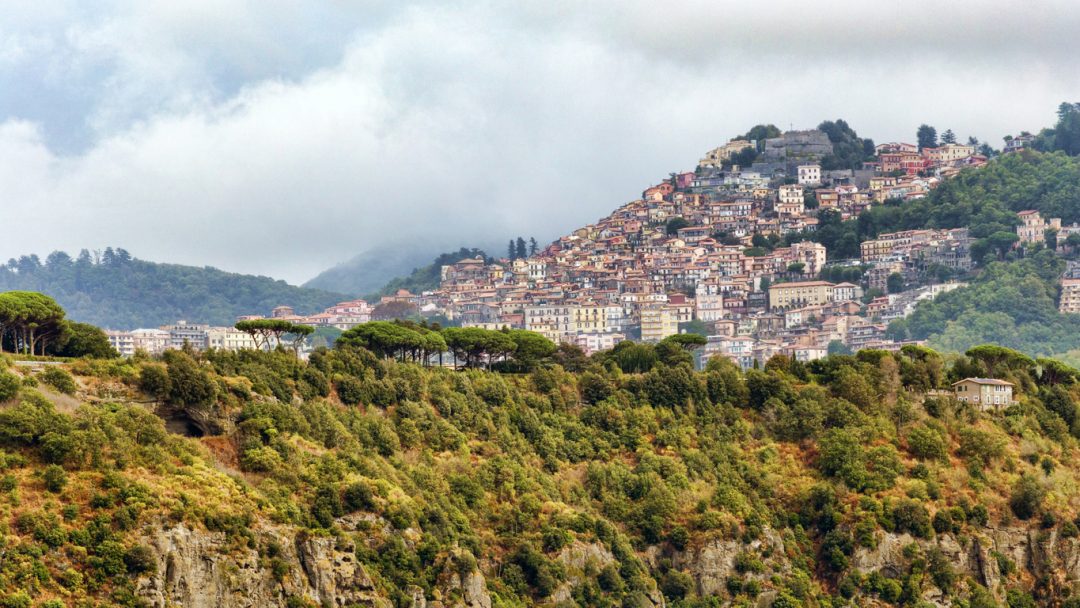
[507, 237, 540, 260]
[0, 291, 115, 357]
[336, 320, 560, 371]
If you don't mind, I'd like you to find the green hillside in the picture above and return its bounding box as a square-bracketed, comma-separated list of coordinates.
[1, 320, 1079, 606]
[0, 249, 347, 328]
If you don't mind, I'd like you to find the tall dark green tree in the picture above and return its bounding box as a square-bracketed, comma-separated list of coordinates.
[917, 124, 938, 150]
[515, 237, 527, 260]
[1052, 102, 1080, 156]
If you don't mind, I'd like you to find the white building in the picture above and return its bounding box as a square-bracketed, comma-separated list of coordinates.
[524, 305, 577, 341]
[207, 327, 261, 351]
[131, 329, 171, 355]
[695, 290, 725, 322]
[797, 164, 822, 187]
[106, 331, 136, 357]
[575, 332, 626, 355]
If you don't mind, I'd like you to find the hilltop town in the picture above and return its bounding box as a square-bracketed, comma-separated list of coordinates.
[104, 124, 1080, 367]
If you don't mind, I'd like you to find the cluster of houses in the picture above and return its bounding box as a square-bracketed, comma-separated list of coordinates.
[367, 129, 986, 368]
[105, 299, 376, 357]
[107, 129, 1019, 373]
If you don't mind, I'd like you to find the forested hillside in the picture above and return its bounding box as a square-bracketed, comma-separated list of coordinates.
[2, 323, 1080, 607]
[303, 243, 444, 296]
[782, 149, 1080, 359]
[0, 249, 346, 328]
[888, 251, 1080, 357]
[794, 151, 1080, 260]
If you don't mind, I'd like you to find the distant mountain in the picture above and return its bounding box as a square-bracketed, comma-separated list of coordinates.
[306, 238, 523, 297]
[303, 243, 441, 296]
[366, 247, 491, 299]
[0, 248, 347, 328]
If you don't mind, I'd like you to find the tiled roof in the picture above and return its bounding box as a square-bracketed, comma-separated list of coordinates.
[951, 378, 1014, 386]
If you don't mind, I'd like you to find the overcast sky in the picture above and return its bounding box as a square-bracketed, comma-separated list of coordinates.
[2, 0, 1079, 284]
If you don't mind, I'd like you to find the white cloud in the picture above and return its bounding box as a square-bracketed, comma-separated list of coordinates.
[0, 1, 1079, 283]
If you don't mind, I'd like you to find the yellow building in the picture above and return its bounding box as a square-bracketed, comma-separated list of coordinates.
[640, 305, 679, 343]
[574, 305, 618, 333]
[768, 281, 835, 311]
[952, 378, 1014, 409]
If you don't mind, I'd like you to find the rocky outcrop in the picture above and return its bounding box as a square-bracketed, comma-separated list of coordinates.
[134, 517, 501, 608]
[675, 528, 787, 597]
[849, 527, 1080, 603]
[135, 523, 390, 608]
[129, 519, 1080, 608]
[667, 525, 1080, 605]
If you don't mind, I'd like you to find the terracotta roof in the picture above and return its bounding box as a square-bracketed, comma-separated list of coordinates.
[951, 378, 1014, 386]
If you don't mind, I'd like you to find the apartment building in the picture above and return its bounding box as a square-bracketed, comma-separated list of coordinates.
[640, 305, 679, 342]
[1016, 210, 1061, 244]
[164, 321, 210, 350]
[767, 281, 835, 310]
[1061, 277, 1080, 314]
[575, 332, 626, 355]
[523, 305, 577, 342]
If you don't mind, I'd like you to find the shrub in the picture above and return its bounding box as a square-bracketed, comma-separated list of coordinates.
[659, 569, 694, 601]
[958, 427, 1006, 467]
[927, 547, 956, 593]
[733, 550, 765, 574]
[43, 464, 67, 493]
[335, 376, 365, 405]
[41, 367, 77, 395]
[1061, 520, 1079, 538]
[138, 363, 170, 399]
[0, 592, 31, 608]
[342, 481, 375, 512]
[907, 425, 947, 461]
[240, 446, 284, 473]
[578, 372, 614, 405]
[163, 351, 217, 406]
[892, 500, 932, 538]
[124, 545, 158, 575]
[0, 372, 20, 402]
[1009, 474, 1046, 520]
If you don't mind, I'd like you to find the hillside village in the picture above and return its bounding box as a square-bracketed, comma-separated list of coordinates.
[104, 126, 1080, 369]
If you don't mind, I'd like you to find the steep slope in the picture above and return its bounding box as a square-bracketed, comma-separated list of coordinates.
[2, 340, 1080, 607]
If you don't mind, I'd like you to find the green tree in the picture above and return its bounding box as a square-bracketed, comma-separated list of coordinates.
[507, 330, 556, 370]
[886, 273, 905, 294]
[917, 124, 938, 150]
[665, 217, 690, 236]
[1009, 474, 1046, 519]
[50, 321, 117, 358]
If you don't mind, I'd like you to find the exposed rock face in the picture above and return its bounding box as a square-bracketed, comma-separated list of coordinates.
[135, 523, 391, 608]
[851, 527, 1080, 603]
[670, 526, 1080, 605]
[130, 520, 1080, 607]
[675, 528, 787, 597]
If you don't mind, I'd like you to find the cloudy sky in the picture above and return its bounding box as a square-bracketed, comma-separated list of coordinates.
[2, 0, 1079, 284]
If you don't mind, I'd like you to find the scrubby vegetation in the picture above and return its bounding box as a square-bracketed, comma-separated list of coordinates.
[0, 329, 1077, 607]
